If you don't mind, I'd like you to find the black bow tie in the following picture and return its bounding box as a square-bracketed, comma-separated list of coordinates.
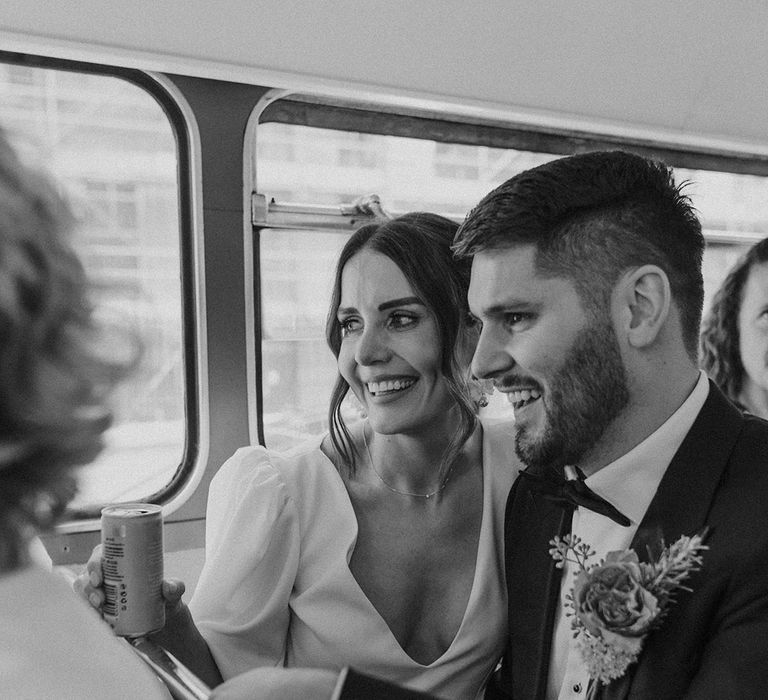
[518, 465, 631, 527]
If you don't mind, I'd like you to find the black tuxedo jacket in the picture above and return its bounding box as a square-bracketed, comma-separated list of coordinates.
[340, 382, 768, 700]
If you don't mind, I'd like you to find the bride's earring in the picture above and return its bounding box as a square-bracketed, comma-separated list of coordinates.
[470, 377, 494, 409]
[342, 391, 367, 420]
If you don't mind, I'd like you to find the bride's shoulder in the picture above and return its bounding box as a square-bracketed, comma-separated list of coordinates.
[214, 435, 327, 489]
[479, 417, 521, 486]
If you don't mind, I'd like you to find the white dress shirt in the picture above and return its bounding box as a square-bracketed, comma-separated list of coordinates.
[547, 371, 709, 700]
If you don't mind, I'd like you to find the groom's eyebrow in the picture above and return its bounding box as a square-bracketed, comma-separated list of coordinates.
[482, 300, 533, 315]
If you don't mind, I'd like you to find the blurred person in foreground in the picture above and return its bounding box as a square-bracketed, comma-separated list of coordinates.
[0, 129, 169, 698]
[700, 237, 768, 419]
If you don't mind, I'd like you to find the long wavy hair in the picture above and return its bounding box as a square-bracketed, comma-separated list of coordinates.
[325, 212, 477, 475]
[700, 237, 768, 406]
[0, 132, 136, 571]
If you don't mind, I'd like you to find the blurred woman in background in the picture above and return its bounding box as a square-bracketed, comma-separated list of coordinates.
[701, 237, 768, 418]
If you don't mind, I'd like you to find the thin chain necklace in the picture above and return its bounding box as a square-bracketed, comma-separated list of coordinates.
[362, 424, 454, 499]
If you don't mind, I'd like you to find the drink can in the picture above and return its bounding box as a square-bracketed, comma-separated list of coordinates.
[100, 503, 165, 637]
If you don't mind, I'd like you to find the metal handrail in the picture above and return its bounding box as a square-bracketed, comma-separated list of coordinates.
[127, 636, 211, 700]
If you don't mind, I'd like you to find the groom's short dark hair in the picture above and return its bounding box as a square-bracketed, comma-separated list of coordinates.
[453, 150, 705, 360]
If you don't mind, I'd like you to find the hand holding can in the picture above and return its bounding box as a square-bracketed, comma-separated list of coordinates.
[100, 503, 166, 637]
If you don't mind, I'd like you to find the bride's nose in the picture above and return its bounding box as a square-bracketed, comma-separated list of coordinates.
[355, 325, 392, 365]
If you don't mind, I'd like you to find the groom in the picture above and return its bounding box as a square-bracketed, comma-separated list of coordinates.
[214, 151, 768, 699]
[446, 150, 768, 699]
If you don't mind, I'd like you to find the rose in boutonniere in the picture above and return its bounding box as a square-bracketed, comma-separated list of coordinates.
[550, 532, 708, 691]
[573, 551, 660, 654]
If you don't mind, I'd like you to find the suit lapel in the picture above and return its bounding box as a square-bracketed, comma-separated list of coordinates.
[631, 381, 741, 561]
[597, 382, 744, 700]
[505, 473, 572, 700]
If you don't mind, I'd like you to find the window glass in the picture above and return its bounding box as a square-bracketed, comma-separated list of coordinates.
[0, 61, 185, 508]
[257, 123, 768, 447]
[260, 230, 349, 450]
[672, 168, 767, 302]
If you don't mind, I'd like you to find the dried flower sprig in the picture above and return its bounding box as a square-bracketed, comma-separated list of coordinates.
[549, 531, 708, 688]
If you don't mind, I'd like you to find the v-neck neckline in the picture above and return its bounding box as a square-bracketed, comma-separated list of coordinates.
[316, 427, 490, 668]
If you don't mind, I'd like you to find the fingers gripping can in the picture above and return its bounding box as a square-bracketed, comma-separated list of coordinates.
[101, 503, 165, 637]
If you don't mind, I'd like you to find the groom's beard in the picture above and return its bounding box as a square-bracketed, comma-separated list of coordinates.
[515, 314, 630, 470]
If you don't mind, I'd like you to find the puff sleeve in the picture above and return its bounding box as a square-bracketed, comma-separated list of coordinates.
[189, 446, 300, 680]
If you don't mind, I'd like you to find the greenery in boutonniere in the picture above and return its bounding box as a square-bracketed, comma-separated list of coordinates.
[549, 531, 708, 692]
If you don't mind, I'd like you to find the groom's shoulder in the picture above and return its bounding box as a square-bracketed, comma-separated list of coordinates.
[712, 411, 768, 521]
[741, 410, 768, 432]
[731, 411, 768, 463]
[702, 384, 768, 476]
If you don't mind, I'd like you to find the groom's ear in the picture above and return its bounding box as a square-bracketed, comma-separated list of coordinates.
[615, 265, 671, 349]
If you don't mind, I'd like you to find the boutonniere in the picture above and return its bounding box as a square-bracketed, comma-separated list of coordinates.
[549, 531, 708, 694]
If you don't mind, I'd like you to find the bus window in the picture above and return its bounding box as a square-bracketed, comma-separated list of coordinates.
[253, 103, 768, 449]
[259, 228, 349, 451]
[0, 58, 188, 511]
[670, 168, 768, 302]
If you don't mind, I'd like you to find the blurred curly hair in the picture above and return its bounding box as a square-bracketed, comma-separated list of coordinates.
[700, 238, 768, 406]
[0, 131, 136, 570]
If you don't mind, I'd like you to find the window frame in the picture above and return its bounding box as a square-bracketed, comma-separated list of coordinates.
[0, 51, 206, 526]
[247, 92, 768, 446]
